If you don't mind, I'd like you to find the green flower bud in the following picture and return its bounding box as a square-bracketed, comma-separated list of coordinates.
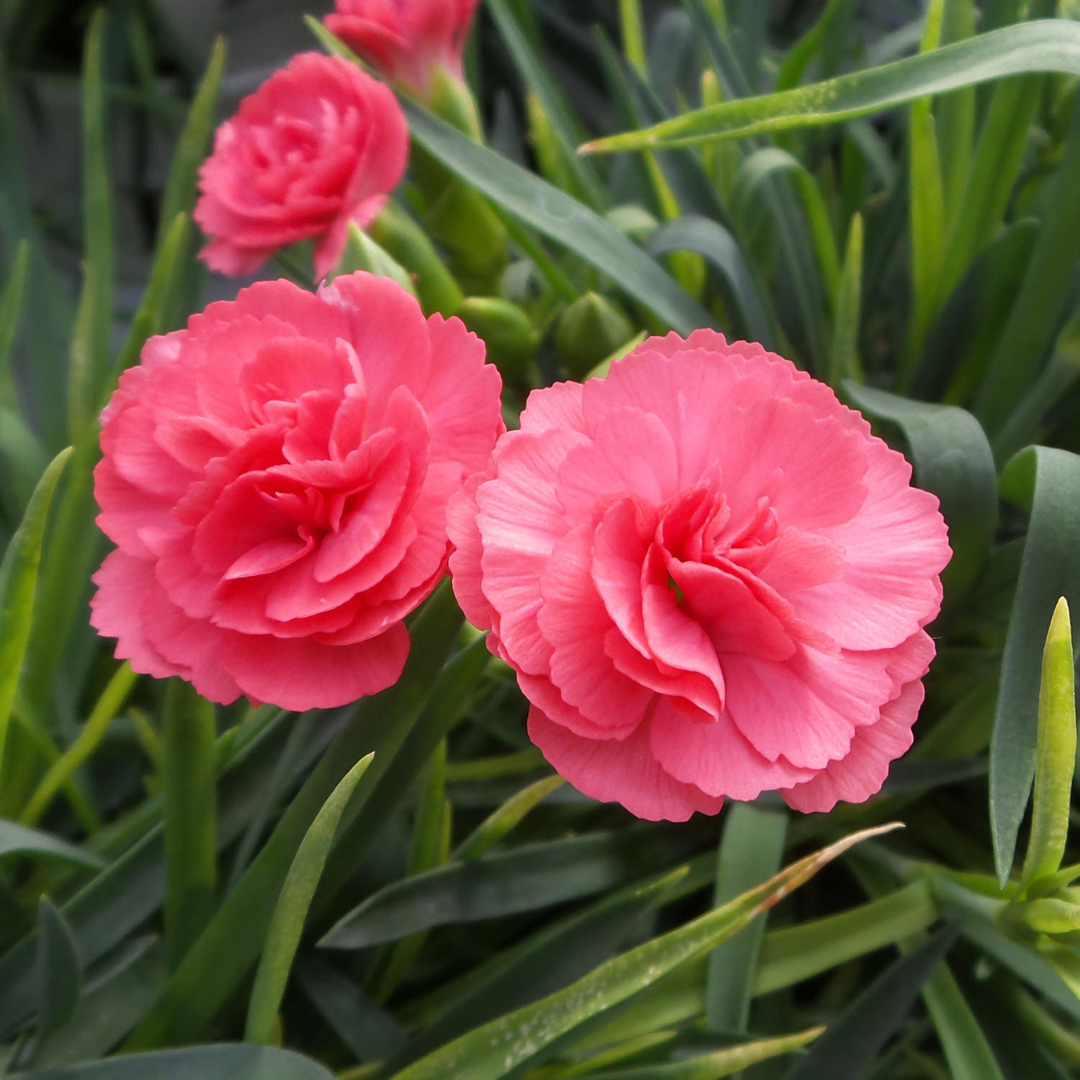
[457, 297, 538, 386]
[556, 292, 635, 379]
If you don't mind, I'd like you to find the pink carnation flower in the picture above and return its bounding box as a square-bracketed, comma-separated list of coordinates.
[325, 0, 481, 97]
[194, 52, 408, 281]
[91, 273, 503, 711]
[448, 332, 951, 821]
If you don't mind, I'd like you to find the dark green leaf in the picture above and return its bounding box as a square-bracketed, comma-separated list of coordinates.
[397, 101, 714, 336]
[296, 957, 404, 1063]
[644, 218, 774, 346]
[0, 821, 102, 870]
[126, 585, 466, 1047]
[34, 899, 82, 1045]
[162, 681, 217, 973]
[0, 447, 72, 778]
[321, 826, 689, 949]
[784, 927, 955, 1080]
[9, 1044, 334, 1079]
[973, 89, 1080, 438]
[388, 825, 899, 1080]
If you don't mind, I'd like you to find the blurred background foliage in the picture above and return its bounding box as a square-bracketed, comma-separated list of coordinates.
[3, 1, 1080, 1079]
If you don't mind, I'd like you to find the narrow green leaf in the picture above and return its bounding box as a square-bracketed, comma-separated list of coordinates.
[20, 663, 138, 828]
[321, 826, 691, 949]
[580, 21, 1080, 150]
[829, 213, 863, 387]
[0, 240, 28, 406]
[973, 93, 1080, 439]
[706, 803, 787, 1034]
[990, 447, 1080, 885]
[0, 447, 71, 780]
[245, 752, 374, 1045]
[296, 957, 404, 1063]
[126, 584, 465, 1048]
[914, 219, 1039, 404]
[583, 1027, 824, 1080]
[922, 961, 1005, 1080]
[842, 384, 996, 604]
[0, 707, 335, 1036]
[0, 821, 103, 870]
[158, 38, 226, 240]
[8, 1044, 335, 1079]
[34, 898, 82, 1045]
[162, 681, 217, 972]
[30, 939, 165, 1070]
[618, 0, 648, 76]
[388, 869, 690, 1072]
[453, 775, 563, 862]
[939, 0, 1056, 301]
[907, 96, 946, 370]
[643, 218, 774, 347]
[775, 0, 858, 92]
[72, 8, 113, 441]
[731, 148, 842, 303]
[754, 880, 940, 996]
[993, 307, 1080, 463]
[1020, 598, 1076, 892]
[937, 0, 976, 223]
[111, 213, 189, 381]
[785, 927, 956, 1080]
[487, 0, 605, 210]
[387, 824, 900, 1080]
[396, 101, 714, 336]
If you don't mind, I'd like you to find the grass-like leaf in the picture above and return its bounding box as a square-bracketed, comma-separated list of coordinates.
[581, 20, 1080, 150]
[0, 447, 71, 781]
[245, 752, 374, 1045]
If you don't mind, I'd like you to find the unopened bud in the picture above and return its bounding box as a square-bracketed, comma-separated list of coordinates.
[556, 292, 635, 379]
[457, 297, 538, 386]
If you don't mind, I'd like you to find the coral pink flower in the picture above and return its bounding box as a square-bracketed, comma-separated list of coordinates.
[448, 332, 951, 821]
[194, 52, 408, 280]
[325, 0, 481, 97]
[92, 273, 503, 711]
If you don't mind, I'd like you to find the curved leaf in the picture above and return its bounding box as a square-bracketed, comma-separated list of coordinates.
[0, 447, 72, 777]
[246, 752, 374, 1044]
[990, 447, 1080, 885]
[582, 20, 1080, 150]
[0, 821, 102, 870]
[34, 898, 82, 1046]
[645, 218, 773, 346]
[388, 825, 899, 1080]
[321, 826, 693, 949]
[396, 101, 714, 336]
[9, 1045, 333, 1079]
[732, 148, 841, 302]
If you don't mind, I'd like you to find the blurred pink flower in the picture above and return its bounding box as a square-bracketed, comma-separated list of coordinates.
[325, 0, 481, 97]
[92, 273, 503, 710]
[448, 332, 951, 821]
[194, 52, 407, 280]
